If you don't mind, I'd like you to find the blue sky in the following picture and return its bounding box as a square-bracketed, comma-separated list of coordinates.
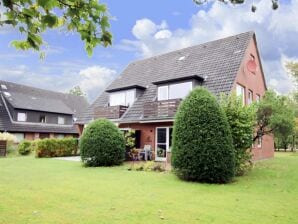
[0, 0, 297, 102]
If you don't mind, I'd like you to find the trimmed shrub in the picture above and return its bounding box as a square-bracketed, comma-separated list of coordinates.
[18, 140, 32, 155]
[34, 138, 78, 158]
[80, 119, 125, 166]
[172, 87, 235, 183]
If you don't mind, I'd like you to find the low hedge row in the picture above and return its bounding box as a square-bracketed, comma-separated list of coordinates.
[34, 138, 79, 158]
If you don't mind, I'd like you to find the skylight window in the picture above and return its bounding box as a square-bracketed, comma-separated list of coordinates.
[234, 50, 242, 54]
[1, 84, 7, 90]
[178, 56, 186, 61]
[3, 92, 11, 97]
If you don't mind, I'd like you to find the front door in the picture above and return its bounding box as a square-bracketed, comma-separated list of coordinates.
[155, 127, 172, 161]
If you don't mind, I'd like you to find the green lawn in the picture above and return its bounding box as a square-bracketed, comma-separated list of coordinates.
[0, 153, 297, 224]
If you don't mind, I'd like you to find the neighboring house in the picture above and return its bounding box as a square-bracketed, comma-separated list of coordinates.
[0, 80, 89, 142]
[76, 31, 274, 162]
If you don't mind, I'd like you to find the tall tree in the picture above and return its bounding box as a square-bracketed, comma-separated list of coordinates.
[193, 0, 279, 12]
[0, 0, 112, 56]
[255, 91, 295, 150]
[68, 86, 86, 97]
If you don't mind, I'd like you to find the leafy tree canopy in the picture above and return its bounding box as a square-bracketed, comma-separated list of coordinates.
[0, 0, 112, 56]
[255, 90, 295, 143]
[193, 0, 279, 12]
[68, 86, 86, 97]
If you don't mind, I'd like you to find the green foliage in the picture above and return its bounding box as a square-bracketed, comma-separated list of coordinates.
[256, 91, 295, 147]
[172, 87, 235, 183]
[0, 132, 17, 144]
[68, 86, 86, 97]
[220, 93, 255, 176]
[124, 130, 136, 150]
[193, 0, 278, 12]
[18, 140, 32, 155]
[129, 161, 166, 172]
[80, 119, 125, 166]
[34, 138, 78, 158]
[0, 0, 112, 56]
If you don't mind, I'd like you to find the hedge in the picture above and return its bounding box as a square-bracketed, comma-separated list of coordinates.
[172, 87, 235, 183]
[18, 140, 32, 155]
[34, 138, 78, 158]
[80, 119, 125, 166]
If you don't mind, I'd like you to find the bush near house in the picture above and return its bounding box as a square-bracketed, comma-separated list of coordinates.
[80, 119, 125, 166]
[34, 138, 78, 158]
[220, 93, 256, 176]
[18, 140, 32, 155]
[172, 87, 235, 183]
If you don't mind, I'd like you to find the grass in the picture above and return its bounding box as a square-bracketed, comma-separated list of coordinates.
[0, 153, 297, 224]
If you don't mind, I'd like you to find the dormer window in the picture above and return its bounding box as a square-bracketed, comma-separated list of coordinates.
[17, 112, 27, 122]
[109, 89, 136, 107]
[39, 115, 46, 123]
[58, 116, 65, 125]
[157, 81, 193, 101]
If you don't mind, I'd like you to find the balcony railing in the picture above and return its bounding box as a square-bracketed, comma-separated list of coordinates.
[143, 99, 182, 119]
[94, 105, 128, 119]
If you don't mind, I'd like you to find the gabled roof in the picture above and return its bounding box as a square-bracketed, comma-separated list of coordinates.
[77, 31, 254, 124]
[0, 80, 89, 133]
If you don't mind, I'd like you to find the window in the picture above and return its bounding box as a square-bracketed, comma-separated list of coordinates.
[58, 116, 65, 125]
[109, 89, 136, 107]
[256, 94, 261, 102]
[13, 133, 24, 143]
[156, 127, 173, 161]
[248, 90, 253, 104]
[236, 84, 245, 105]
[157, 81, 192, 101]
[39, 115, 46, 123]
[157, 86, 168, 101]
[17, 112, 26, 122]
[55, 134, 64, 139]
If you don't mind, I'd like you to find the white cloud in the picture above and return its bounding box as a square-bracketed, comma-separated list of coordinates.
[79, 66, 117, 100]
[154, 30, 172, 39]
[120, 0, 298, 94]
[0, 63, 117, 102]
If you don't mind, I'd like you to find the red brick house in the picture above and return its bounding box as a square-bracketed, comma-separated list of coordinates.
[76, 31, 274, 162]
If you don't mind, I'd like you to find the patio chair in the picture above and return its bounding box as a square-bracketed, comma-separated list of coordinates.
[139, 145, 152, 161]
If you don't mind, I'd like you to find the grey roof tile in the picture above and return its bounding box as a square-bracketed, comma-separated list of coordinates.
[77, 31, 254, 124]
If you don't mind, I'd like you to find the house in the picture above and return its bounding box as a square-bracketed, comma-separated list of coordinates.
[76, 31, 274, 162]
[0, 80, 89, 142]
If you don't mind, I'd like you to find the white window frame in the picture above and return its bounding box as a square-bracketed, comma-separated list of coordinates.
[58, 116, 65, 125]
[236, 83, 246, 105]
[248, 89, 253, 105]
[17, 112, 27, 122]
[157, 85, 169, 101]
[155, 127, 173, 162]
[157, 81, 193, 101]
[256, 94, 261, 102]
[109, 89, 136, 107]
[39, 115, 46, 123]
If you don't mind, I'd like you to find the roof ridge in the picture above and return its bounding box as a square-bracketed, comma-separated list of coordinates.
[0, 79, 85, 100]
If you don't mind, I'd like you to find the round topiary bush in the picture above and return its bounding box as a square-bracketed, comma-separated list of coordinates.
[80, 119, 125, 166]
[18, 140, 32, 155]
[172, 87, 235, 183]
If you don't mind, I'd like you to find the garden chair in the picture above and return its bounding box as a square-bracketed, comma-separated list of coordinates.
[139, 145, 152, 161]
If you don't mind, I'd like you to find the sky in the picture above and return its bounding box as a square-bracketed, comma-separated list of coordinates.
[0, 0, 297, 102]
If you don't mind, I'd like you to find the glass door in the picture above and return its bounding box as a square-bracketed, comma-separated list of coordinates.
[155, 127, 172, 161]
